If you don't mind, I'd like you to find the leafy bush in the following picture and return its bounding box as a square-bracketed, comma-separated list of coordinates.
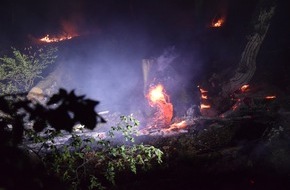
[0, 89, 163, 189]
[0, 88, 105, 189]
[0, 45, 163, 190]
[32, 115, 163, 189]
[0, 89, 104, 146]
[0, 46, 57, 95]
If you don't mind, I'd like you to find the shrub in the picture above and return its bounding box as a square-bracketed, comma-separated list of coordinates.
[0, 89, 163, 189]
[35, 115, 163, 189]
[0, 46, 57, 95]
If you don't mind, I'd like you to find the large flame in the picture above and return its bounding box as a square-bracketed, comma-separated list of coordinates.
[148, 84, 167, 104]
[147, 84, 173, 127]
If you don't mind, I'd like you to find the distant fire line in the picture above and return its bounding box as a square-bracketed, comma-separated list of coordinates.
[39, 34, 77, 43]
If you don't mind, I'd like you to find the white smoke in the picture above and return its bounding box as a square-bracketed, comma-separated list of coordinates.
[156, 46, 178, 72]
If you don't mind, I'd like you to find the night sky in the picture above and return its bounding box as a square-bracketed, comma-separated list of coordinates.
[0, 0, 272, 47]
[1, 0, 290, 113]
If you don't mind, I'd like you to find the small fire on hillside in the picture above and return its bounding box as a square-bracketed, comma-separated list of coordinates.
[38, 20, 79, 43]
[39, 34, 78, 43]
[211, 16, 225, 28]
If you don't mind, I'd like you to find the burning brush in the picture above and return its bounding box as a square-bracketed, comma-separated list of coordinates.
[38, 20, 79, 43]
[138, 83, 193, 136]
[146, 84, 173, 128]
[39, 34, 77, 43]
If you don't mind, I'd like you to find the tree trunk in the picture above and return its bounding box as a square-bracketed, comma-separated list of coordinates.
[203, 0, 276, 116]
[221, 0, 276, 97]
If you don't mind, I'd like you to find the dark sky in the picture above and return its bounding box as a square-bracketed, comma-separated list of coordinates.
[1, 0, 289, 42]
[0, 0, 260, 46]
[0, 0, 288, 55]
[0, 0, 289, 112]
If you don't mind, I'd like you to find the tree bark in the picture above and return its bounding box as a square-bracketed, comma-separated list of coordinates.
[202, 0, 277, 116]
[221, 0, 276, 97]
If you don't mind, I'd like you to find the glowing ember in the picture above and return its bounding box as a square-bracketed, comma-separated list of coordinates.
[211, 17, 225, 28]
[199, 86, 211, 109]
[147, 84, 173, 127]
[265, 95, 276, 99]
[165, 120, 187, 132]
[231, 99, 241, 110]
[199, 88, 208, 93]
[201, 104, 211, 109]
[201, 94, 208, 99]
[240, 84, 250, 92]
[39, 34, 77, 43]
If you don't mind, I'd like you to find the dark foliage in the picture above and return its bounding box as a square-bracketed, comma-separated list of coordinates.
[0, 88, 105, 189]
[0, 88, 105, 146]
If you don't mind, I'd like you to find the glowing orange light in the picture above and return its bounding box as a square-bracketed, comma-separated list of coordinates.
[240, 84, 250, 92]
[199, 88, 208, 93]
[198, 86, 211, 110]
[265, 95, 276, 99]
[211, 17, 225, 28]
[201, 104, 211, 109]
[201, 94, 208, 99]
[232, 104, 238, 110]
[148, 84, 167, 105]
[232, 99, 241, 110]
[147, 84, 173, 127]
[165, 120, 187, 132]
[39, 34, 76, 43]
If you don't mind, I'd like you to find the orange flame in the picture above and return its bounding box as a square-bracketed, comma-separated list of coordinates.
[201, 104, 211, 109]
[147, 84, 173, 127]
[39, 34, 76, 43]
[240, 84, 250, 92]
[165, 120, 187, 132]
[199, 88, 208, 93]
[199, 86, 211, 109]
[39, 20, 79, 43]
[265, 95, 276, 99]
[148, 84, 167, 105]
[211, 17, 225, 28]
[201, 94, 208, 99]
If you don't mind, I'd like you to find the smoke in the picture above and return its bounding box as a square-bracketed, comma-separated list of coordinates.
[0, 0, 252, 117]
[53, 23, 152, 114]
[156, 47, 178, 72]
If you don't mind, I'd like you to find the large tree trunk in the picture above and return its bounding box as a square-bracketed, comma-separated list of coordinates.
[203, 0, 276, 116]
[221, 0, 276, 97]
